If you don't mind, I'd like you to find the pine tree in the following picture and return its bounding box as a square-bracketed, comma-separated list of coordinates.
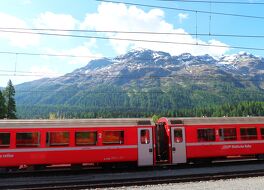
[0, 91, 6, 119]
[4, 80, 17, 119]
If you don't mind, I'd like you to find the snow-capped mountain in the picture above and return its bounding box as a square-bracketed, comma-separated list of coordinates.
[15, 49, 264, 109]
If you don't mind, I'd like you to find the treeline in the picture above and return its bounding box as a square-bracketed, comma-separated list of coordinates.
[17, 101, 264, 119]
[16, 83, 264, 119]
[162, 101, 264, 117]
[0, 80, 17, 119]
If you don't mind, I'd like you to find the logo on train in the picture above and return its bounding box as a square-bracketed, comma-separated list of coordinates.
[221, 144, 252, 150]
[0, 154, 14, 158]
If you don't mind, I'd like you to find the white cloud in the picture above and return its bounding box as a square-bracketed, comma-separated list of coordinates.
[178, 13, 188, 23]
[0, 13, 39, 47]
[80, 2, 230, 57]
[44, 40, 103, 65]
[29, 66, 61, 79]
[0, 66, 61, 87]
[34, 12, 79, 34]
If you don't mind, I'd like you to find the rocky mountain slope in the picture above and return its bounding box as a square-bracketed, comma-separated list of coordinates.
[15, 49, 264, 117]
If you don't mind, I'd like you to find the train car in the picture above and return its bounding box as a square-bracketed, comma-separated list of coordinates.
[0, 119, 155, 169]
[156, 117, 264, 165]
[3, 117, 264, 171]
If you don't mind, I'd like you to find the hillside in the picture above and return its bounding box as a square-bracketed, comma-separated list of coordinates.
[15, 49, 264, 118]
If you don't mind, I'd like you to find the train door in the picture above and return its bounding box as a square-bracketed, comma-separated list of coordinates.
[137, 128, 154, 166]
[171, 127, 187, 164]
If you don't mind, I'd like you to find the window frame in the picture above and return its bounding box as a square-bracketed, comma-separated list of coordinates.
[140, 129, 150, 144]
[16, 132, 40, 147]
[46, 131, 70, 147]
[219, 128, 237, 141]
[173, 128, 183, 143]
[0, 132, 11, 148]
[197, 128, 216, 142]
[240, 127, 257, 140]
[75, 131, 97, 146]
[260, 128, 264, 139]
[102, 130, 124, 145]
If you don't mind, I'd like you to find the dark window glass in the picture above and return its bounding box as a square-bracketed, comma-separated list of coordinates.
[140, 130, 150, 144]
[261, 128, 264, 139]
[137, 120, 151, 125]
[219, 128, 237, 141]
[240, 128, 257, 140]
[174, 129, 183, 143]
[197, 129, 215, 142]
[46, 132, 69, 146]
[0, 133, 10, 147]
[16, 132, 40, 147]
[102, 131, 124, 144]
[170, 120, 183, 124]
[75, 131, 97, 146]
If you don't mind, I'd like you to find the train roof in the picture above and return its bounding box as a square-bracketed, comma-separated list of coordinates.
[160, 117, 264, 125]
[0, 118, 155, 129]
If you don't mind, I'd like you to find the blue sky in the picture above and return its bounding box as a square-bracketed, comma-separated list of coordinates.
[0, 0, 263, 86]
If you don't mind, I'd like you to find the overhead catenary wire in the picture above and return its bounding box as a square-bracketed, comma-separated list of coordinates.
[1, 27, 264, 39]
[13, 89, 264, 95]
[0, 3, 262, 101]
[0, 50, 101, 58]
[0, 3, 263, 87]
[96, 0, 264, 20]
[157, 0, 264, 5]
[1, 68, 263, 83]
[1, 29, 264, 52]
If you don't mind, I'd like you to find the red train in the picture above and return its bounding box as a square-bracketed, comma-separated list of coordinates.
[1, 117, 264, 170]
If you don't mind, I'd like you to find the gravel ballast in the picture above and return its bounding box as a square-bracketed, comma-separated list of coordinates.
[99, 176, 264, 190]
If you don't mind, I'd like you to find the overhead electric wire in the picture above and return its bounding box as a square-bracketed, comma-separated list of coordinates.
[13, 88, 264, 95]
[1, 68, 263, 84]
[157, 0, 264, 5]
[0, 2, 261, 98]
[0, 50, 102, 59]
[96, 0, 264, 20]
[1, 29, 264, 52]
[1, 27, 264, 38]
[15, 90, 167, 94]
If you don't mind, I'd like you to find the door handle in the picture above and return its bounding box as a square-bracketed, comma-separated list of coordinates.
[172, 147, 176, 151]
[149, 148, 153, 153]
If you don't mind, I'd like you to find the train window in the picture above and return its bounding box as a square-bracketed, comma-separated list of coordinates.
[197, 128, 215, 142]
[102, 131, 124, 145]
[140, 130, 150, 144]
[261, 128, 264, 139]
[75, 131, 97, 146]
[219, 128, 237, 141]
[174, 129, 183, 143]
[240, 128, 257, 140]
[0, 133, 10, 147]
[16, 132, 40, 147]
[46, 132, 69, 146]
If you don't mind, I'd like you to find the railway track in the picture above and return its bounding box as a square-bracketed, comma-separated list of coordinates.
[2, 160, 264, 189]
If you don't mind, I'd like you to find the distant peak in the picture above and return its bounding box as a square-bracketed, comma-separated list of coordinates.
[180, 53, 192, 57]
[129, 47, 149, 53]
[238, 51, 247, 56]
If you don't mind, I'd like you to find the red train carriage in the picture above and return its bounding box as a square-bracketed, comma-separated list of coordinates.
[2, 117, 264, 170]
[157, 117, 264, 164]
[0, 119, 155, 169]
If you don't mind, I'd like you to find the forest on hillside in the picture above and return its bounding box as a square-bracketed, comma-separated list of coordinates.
[17, 101, 264, 119]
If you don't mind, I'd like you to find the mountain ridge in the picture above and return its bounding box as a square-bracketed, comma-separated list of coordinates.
[15, 49, 264, 118]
